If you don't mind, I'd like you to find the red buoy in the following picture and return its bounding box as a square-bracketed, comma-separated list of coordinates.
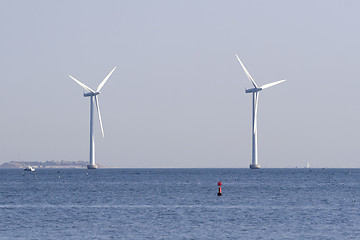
[217, 181, 222, 196]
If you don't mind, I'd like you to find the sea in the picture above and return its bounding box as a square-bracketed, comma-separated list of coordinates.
[0, 168, 360, 239]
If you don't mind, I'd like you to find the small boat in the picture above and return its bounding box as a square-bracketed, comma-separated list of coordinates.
[24, 166, 35, 172]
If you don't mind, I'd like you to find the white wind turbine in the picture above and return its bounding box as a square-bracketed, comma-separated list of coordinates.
[69, 67, 116, 169]
[235, 55, 285, 169]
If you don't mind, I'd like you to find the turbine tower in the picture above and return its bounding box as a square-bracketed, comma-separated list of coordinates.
[235, 55, 285, 169]
[69, 67, 116, 169]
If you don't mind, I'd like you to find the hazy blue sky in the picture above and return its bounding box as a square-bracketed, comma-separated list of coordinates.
[1, 0, 359, 168]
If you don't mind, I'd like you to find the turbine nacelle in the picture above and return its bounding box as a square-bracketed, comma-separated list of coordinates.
[245, 88, 262, 93]
[83, 92, 100, 97]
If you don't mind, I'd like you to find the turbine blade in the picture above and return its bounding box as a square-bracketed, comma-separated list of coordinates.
[260, 80, 286, 90]
[235, 55, 258, 88]
[254, 92, 259, 134]
[97, 67, 116, 92]
[95, 96, 104, 138]
[69, 75, 95, 93]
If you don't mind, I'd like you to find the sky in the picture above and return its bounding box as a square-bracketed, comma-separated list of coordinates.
[1, 0, 360, 168]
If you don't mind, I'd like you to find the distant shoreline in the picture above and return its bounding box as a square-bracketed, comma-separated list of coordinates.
[0, 160, 103, 169]
[0, 162, 356, 169]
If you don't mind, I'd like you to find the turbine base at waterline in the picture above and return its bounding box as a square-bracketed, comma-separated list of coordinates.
[249, 164, 260, 169]
[87, 164, 98, 169]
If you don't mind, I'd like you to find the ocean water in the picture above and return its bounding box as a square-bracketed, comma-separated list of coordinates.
[0, 168, 360, 239]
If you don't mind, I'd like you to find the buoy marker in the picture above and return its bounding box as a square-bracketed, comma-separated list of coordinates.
[217, 181, 222, 196]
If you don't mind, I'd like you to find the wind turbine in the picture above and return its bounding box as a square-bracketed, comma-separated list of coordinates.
[69, 67, 116, 169]
[235, 55, 285, 169]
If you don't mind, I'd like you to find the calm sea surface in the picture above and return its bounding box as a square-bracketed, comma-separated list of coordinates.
[0, 168, 360, 239]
